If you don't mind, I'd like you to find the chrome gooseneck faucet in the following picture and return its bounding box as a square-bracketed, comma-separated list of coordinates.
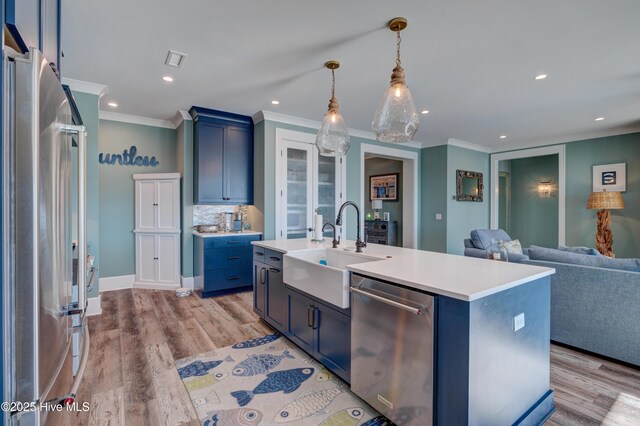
[335, 201, 366, 253]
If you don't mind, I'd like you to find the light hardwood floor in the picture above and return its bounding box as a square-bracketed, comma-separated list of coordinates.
[75, 289, 640, 425]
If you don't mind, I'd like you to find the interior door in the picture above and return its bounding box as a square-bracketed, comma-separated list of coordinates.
[279, 142, 314, 239]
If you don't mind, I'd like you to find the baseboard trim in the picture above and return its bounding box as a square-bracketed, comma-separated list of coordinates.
[99, 274, 135, 292]
[133, 282, 180, 290]
[86, 296, 102, 316]
[181, 276, 194, 289]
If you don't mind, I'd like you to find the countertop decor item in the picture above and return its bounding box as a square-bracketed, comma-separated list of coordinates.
[372, 17, 419, 144]
[315, 60, 350, 157]
[587, 190, 624, 257]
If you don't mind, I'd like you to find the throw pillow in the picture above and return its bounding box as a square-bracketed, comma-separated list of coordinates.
[493, 239, 523, 255]
[558, 245, 601, 256]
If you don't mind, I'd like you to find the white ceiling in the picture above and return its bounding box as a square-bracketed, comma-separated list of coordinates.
[61, 0, 640, 150]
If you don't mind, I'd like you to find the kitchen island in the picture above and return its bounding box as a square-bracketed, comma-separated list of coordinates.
[251, 239, 556, 426]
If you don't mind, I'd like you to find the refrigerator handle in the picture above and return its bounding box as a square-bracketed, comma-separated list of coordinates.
[60, 125, 88, 317]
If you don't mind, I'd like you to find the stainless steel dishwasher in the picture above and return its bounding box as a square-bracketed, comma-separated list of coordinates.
[350, 274, 435, 426]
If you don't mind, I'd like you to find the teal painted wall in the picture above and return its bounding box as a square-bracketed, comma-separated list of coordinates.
[98, 120, 178, 278]
[565, 133, 640, 258]
[420, 145, 448, 252]
[255, 120, 420, 242]
[73, 92, 100, 296]
[177, 118, 194, 277]
[446, 145, 490, 255]
[364, 158, 403, 245]
[510, 155, 559, 248]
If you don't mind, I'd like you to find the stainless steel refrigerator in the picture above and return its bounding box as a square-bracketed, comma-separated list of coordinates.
[2, 48, 90, 425]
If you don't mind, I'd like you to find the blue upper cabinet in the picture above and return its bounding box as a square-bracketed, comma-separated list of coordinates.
[190, 107, 254, 205]
[6, 0, 62, 74]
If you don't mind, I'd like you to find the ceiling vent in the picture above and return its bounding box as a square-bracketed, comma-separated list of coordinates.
[165, 50, 187, 68]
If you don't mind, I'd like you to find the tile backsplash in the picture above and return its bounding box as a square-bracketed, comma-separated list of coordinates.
[193, 205, 249, 227]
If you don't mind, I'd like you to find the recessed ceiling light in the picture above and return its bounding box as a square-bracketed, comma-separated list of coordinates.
[271, 100, 280, 105]
[162, 76, 174, 82]
[500, 135, 507, 139]
[595, 117, 605, 121]
[534, 74, 548, 80]
[421, 110, 429, 114]
[107, 102, 118, 108]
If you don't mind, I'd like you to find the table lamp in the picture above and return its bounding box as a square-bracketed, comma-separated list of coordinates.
[587, 190, 624, 257]
[372, 199, 383, 220]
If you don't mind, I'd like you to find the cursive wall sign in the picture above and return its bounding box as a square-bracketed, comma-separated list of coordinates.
[99, 145, 159, 167]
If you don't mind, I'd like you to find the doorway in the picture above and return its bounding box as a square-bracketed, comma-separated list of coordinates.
[360, 143, 419, 249]
[491, 145, 566, 246]
[364, 156, 404, 246]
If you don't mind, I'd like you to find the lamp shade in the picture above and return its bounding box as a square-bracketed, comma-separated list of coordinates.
[372, 199, 383, 210]
[587, 191, 624, 210]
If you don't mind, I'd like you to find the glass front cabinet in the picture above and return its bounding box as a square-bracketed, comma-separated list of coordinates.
[275, 129, 346, 240]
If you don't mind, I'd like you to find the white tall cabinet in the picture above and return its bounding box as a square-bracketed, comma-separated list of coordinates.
[133, 173, 181, 289]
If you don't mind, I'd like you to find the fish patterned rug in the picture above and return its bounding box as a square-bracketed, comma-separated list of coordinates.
[175, 332, 393, 426]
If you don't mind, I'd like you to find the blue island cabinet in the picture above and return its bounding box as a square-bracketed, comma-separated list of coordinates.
[285, 287, 351, 383]
[252, 246, 287, 331]
[190, 107, 253, 205]
[193, 234, 261, 297]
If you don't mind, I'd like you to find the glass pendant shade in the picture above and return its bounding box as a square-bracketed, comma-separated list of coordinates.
[372, 82, 419, 143]
[316, 109, 350, 157]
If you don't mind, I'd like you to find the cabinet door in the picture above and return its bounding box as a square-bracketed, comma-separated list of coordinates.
[156, 179, 179, 230]
[278, 143, 314, 239]
[156, 234, 179, 285]
[224, 126, 253, 204]
[286, 289, 314, 354]
[194, 122, 225, 204]
[136, 234, 157, 284]
[136, 180, 157, 230]
[265, 266, 286, 332]
[314, 302, 351, 382]
[253, 260, 266, 317]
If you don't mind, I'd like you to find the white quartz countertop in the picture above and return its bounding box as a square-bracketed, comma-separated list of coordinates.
[193, 231, 262, 238]
[252, 239, 554, 301]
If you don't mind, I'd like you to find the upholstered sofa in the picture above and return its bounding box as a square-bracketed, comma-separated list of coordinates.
[463, 229, 530, 263]
[523, 245, 640, 366]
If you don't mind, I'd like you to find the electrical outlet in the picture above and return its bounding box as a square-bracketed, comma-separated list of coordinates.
[513, 313, 525, 332]
[435, 213, 442, 220]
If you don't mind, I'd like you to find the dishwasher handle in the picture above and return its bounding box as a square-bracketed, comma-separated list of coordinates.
[350, 286, 424, 315]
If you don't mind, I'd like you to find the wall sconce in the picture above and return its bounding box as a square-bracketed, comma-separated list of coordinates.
[538, 181, 551, 198]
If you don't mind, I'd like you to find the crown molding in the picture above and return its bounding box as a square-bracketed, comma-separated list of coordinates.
[61, 78, 108, 98]
[253, 110, 426, 149]
[171, 110, 192, 128]
[447, 138, 492, 153]
[99, 111, 176, 129]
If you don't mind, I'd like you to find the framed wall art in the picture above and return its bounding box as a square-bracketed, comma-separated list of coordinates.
[370, 173, 399, 201]
[593, 163, 626, 192]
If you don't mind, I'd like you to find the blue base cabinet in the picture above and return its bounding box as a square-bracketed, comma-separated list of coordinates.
[285, 286, 351, 383]
[190, 107, 253, 205]
[194, 234, 261, 297]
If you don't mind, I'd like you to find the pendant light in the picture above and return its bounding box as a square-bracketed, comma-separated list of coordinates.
[316, 60, 350, 157]
[372, 17, 419, 144]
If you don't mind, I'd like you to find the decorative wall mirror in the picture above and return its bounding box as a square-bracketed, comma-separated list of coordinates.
[456, 170, 484, 202]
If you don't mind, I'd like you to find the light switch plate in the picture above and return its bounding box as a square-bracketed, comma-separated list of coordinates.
[435, 213, 442, 220]
[513, 313, 525, 331]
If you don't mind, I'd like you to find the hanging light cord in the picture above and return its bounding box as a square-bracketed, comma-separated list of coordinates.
[331, 68, 336, 98]
[396, 31, 402, 66]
